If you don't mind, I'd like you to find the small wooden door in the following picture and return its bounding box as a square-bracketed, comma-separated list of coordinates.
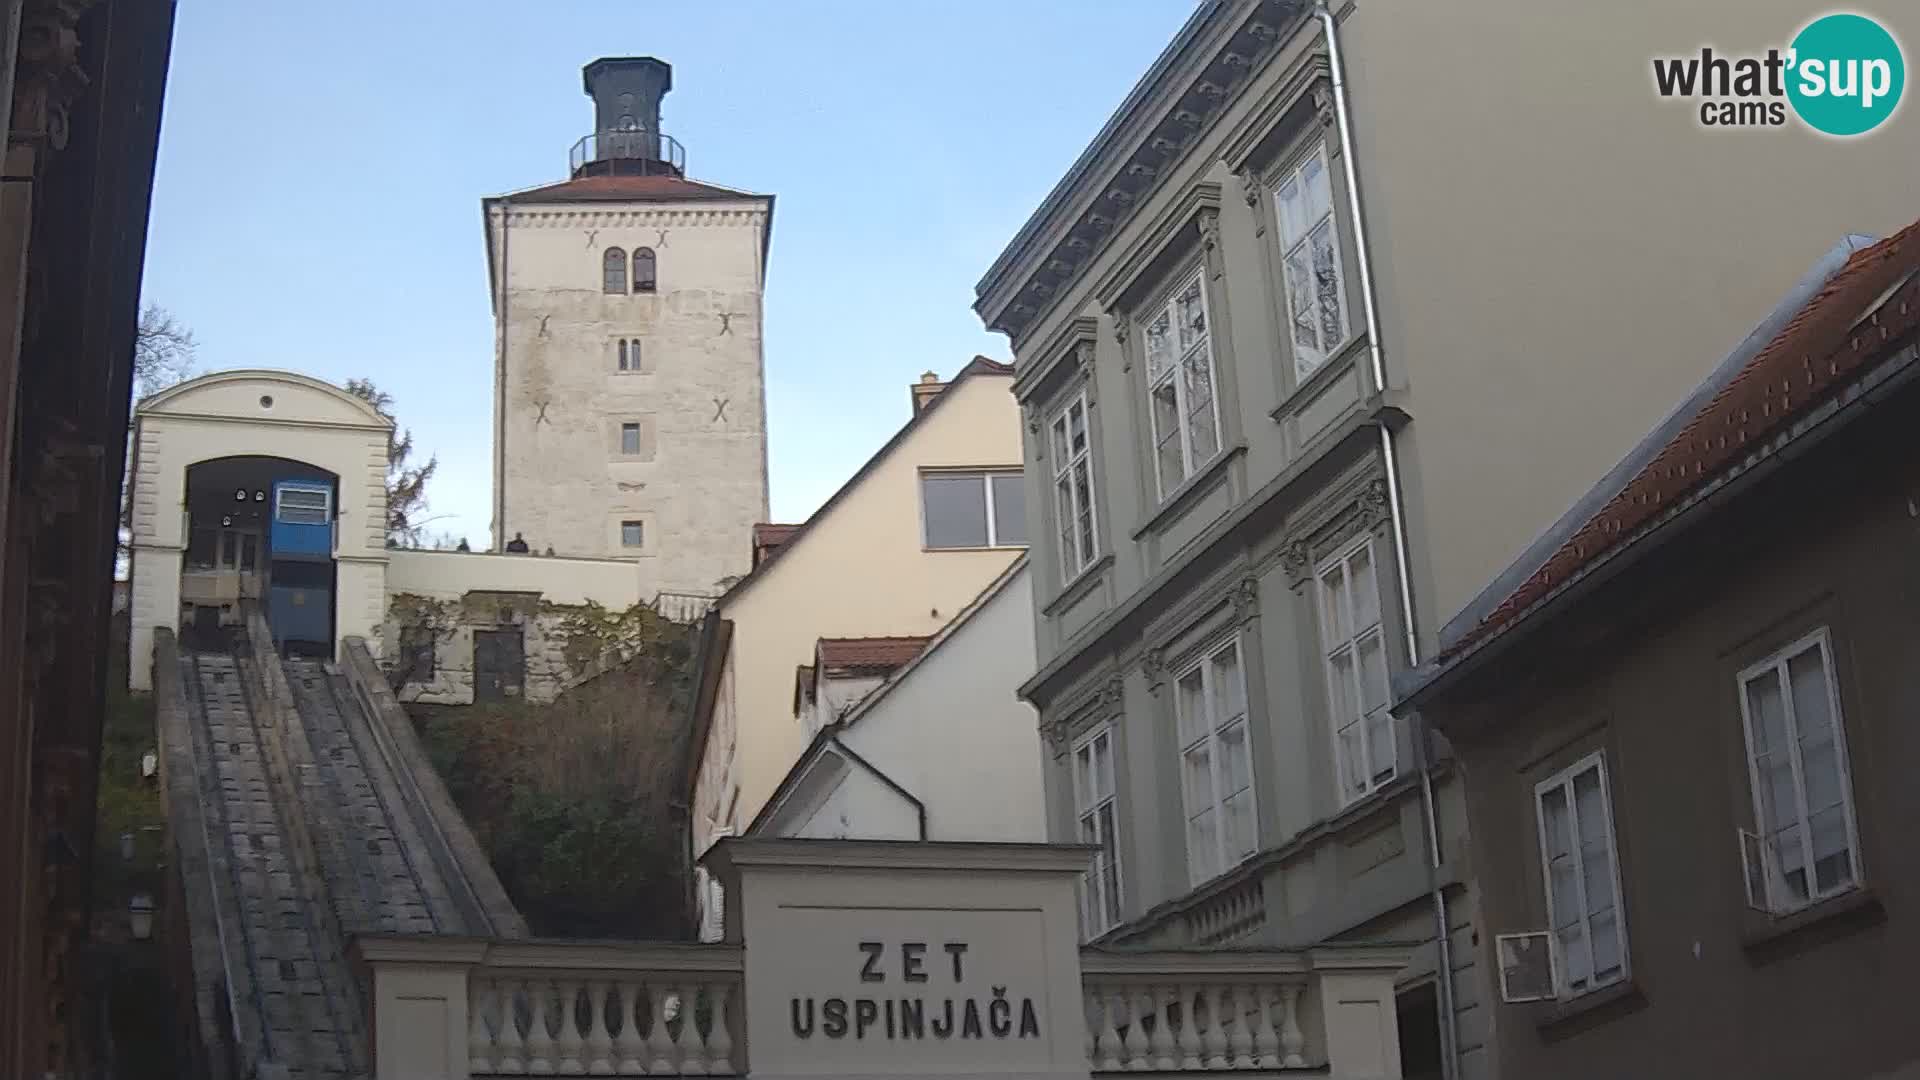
[472, 629, 525, 704]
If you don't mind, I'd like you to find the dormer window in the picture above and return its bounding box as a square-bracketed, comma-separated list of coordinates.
[602, 247, 627, 294]
[633, 247, 657, 293]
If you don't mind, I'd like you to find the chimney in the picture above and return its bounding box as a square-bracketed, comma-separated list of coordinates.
[578, 57, 677, 176]
[910, 371, 947, 415]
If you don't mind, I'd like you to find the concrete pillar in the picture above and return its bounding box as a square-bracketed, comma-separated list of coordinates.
[359, 939, 487, 1080]
[1318, 970, 1405, 1079]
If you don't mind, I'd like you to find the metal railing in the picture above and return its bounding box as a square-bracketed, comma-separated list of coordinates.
[570, 128, 687, 175]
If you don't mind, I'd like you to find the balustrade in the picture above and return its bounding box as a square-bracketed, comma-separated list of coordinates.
[1080, 951, 1313, 1073]
[468, 972, 737, 1076]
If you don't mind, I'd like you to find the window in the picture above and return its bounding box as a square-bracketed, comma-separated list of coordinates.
[921, 471, 1026, 549]
[1175, 637, 1254, 885]
[1274, 145, 1349, 381]
[1736, 629, 1862, 914]
[1049, 392, 1099, 581]
[275, 485, 330, 525]
[399, 623, 436, 683]
[1072, 726, 1122, 936]
[1533, 752, 1628, 998]
[1143, 270, 1221, 498]
[602, 247, 627, 294]
[621, 422, 642, 455]
[617, 338, 641, 372]
[1317, 538, 1393, 804]
[633, 247, 657, 293]
[621, 520, 645, 548]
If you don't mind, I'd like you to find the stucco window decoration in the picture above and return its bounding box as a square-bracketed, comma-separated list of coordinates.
[1736, 629, 1862, 916]
[621, 520, 645, 548]
[1144, 270, 1221, 498]
[921, 470, 1027, 549]
[602, 247, 628, 294]
[1533, 752, 1630, 999]
[1274, 145, 1349, 381]
[617, 338, 641, 372]
[1072, 725, 1122, 937]
[1317, 537, 1394, 805]
[633, 247, 657, 293]
[1175, 636, 1255, 885]
[1050, 391, 1099, 581]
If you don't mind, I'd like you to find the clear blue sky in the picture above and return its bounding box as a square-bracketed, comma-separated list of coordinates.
[142, 0, 1198, 548]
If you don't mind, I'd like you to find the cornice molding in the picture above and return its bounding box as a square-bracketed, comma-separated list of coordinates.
[978, 0, 1309, 344]
[1091, 181, 1224, 311]
[1218, 51, 1332, 173]
[1013, 314, 1102, 404]
[1279, 468, 1390, 586]
[500, 207, 767, 230]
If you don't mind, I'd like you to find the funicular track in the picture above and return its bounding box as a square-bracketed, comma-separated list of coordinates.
[180, 643, 359, 1078]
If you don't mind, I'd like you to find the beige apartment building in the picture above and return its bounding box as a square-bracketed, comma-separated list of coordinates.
[973, 2, 1919, 1079]
[685, 360, 1026, 932]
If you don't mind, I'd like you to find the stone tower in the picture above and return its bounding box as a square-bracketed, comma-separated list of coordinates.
[484, 57, 772, 598]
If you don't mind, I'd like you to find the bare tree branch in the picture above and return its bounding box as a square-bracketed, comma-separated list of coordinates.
[345, 377, 440, 547]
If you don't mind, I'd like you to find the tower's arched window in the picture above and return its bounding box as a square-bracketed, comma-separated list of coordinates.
[602, 247, 628, 294]
[617, 338, 640, 372]
[633, 247, 657, 293]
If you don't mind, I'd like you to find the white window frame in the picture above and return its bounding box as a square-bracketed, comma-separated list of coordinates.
[920, 469, 1026, 549]
[274, 484, 331, 526]
[1532, 751, 1630, 1000]
[1315, 536, 1395, 805]
[1048, 390, 1099, 582]
[1071, 724, 1122, 938]
[1734, 628, 1863, 915]
[1273, 143, 1351, 382]
[1141, 268, 1223, 500]
[1173, 636, 1256, 886]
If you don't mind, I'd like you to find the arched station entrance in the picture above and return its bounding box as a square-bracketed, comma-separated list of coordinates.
[180, 455, 340, 656]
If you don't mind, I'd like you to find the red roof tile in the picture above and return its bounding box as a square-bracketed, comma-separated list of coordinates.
[507, 173, 760, 204]
[1448, 218, 1920, 658]
[751, 523, 801, 568]
[815, 636, 932, 675]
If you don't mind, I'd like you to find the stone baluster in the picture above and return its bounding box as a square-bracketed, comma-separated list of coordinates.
[1148, 985, 1178, 1071]
[556, 978, 585, 1074]
[1121, 989, 1151, 1070]
[1203, 986, 1230, 1069]
[526, 980, 556, 1074]
[1278, 984, 1307, 1068]
[496, 978, 527, 1074]
[1226, 985, 1254, 1068]
[1082, 989, 1100, 1068]
[1096, 990, 1124, 1071]
[647, 984, 677, 1074]
[706, 982, 735, 1074]
[1250, 984, 1281, 1069]
[678, 982, 710, 1075]
[1176, 985, 1203, 1070]
[611, 980, 646, 1075]
[470, 977, 497, 1074]
[585, 980, 614, 1075]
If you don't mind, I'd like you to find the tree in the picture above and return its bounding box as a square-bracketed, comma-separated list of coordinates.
[343, 377, 439, 547]
[132, 303, 196, 399]
[121, 306, 198, 572]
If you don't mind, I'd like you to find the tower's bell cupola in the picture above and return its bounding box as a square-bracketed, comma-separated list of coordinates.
[570, 56, 684, 178]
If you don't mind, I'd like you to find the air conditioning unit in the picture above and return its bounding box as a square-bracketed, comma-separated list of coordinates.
[1495, 931, 1558, 1004]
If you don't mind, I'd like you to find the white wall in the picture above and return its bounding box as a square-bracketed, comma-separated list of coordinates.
[492, 195, 770, 596]
[760, 564, 1046, 845]
[833, 563, 1044, 842]
[385, 548, 642, 608]
[126, 370, 391, 690]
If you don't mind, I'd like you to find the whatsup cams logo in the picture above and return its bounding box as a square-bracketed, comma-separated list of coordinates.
[1652, 12, 1905, 135]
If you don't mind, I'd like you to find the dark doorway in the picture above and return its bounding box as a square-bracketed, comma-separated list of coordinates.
[472, 629, 525, 704]
[1396, 981, 1443, 1080]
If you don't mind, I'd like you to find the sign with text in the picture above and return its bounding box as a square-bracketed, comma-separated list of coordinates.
[752, 905, 1061, 1073]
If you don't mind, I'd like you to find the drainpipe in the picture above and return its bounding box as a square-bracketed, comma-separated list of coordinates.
[1315, 4, 1461, 1078]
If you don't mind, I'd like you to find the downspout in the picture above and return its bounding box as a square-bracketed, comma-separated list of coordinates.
[1315, 4, 1461, 1079]
[493, 198, 510, 551]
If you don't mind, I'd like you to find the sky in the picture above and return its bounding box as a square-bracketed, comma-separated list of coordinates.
[141, 0, 1200, 548]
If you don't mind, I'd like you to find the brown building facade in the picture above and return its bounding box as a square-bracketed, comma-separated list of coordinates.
[1398, 222, 1920, 1079]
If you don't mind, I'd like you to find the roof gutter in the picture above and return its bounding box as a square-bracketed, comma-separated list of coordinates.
[1316, 5, 1458, 1077]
